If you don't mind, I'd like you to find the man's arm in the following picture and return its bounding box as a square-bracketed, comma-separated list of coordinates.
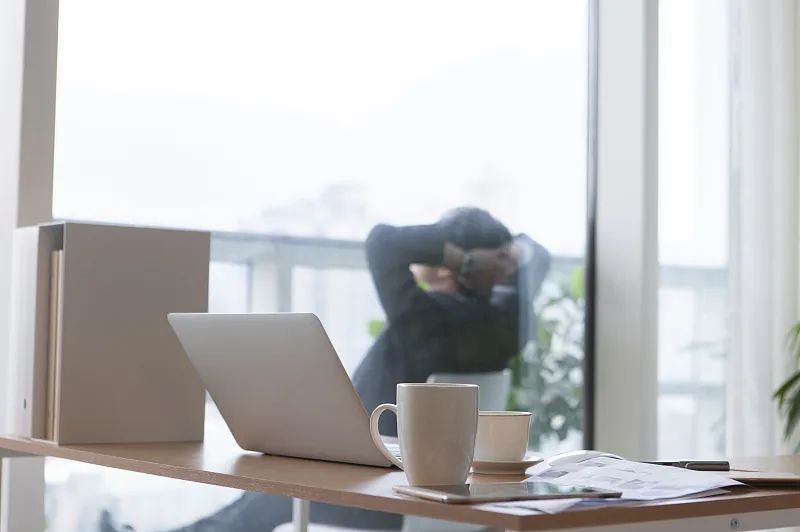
[365, 224, 449, 321]
[514, 234, 551, 299]
[490, 234, 551, 311]
[485, 235, 549, 352]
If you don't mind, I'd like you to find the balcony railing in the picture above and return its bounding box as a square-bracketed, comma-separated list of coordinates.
[210, 230, 584, 311]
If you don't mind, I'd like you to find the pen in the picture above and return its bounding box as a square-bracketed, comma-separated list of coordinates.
[645, 460, 730, 471]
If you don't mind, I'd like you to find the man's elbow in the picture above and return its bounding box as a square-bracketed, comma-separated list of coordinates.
[365, 224, 396, 258]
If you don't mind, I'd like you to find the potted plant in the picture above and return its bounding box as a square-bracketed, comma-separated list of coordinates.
[774, 322, 800, 450]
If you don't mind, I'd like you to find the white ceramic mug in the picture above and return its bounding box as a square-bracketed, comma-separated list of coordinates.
[473, 411, 532, 461]
[370, 383, 478, 486]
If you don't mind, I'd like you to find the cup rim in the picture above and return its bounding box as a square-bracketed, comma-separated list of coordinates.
[478, 410, 532, 416]
[397, 383, 479, 389]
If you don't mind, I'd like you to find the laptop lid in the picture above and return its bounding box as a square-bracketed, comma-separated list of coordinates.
[168, 312, 390, 467]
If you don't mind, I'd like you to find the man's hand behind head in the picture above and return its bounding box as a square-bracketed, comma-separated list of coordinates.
[459, 246, 517, 297]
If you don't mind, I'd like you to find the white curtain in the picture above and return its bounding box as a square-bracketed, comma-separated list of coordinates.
[727, 0, 800, 456]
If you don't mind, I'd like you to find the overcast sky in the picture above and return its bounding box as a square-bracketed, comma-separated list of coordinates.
[52, 0, 727, 266]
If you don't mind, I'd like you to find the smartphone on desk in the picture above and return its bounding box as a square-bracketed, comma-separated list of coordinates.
[393, 482, 622, 504]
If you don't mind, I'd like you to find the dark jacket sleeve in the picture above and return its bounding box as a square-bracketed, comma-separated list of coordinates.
[515, 234, 551, 303]
[489, 234, 550, 342]
[365, 224, 447, 322]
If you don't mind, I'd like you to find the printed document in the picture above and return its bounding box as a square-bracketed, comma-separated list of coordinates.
[525, 456, 741, 500]
[482, 457, 741, 515]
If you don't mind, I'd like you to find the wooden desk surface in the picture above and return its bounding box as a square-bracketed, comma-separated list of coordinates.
[1, 435, 799, 530]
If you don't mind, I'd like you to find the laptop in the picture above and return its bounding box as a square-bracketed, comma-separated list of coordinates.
[168, 312, 398, 467]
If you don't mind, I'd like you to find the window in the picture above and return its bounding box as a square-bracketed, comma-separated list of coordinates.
[46, 0, 590, 528]
[658, 0, 729, 458]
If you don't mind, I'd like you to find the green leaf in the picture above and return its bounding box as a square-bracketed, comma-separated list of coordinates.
[774, 371, 800, 406]
[540, 295, 570, 310]
[568, 266, 585, 300]
[776, 322, 800, 442]
[784, 389, 800, 440]
[789, 323, 800, 362]
[367, 319, 385, 339]
[536, 323, 553, 350]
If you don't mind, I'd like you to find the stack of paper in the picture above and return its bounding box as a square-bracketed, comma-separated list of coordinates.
[484, 457, 742, 515]
[527, 457, 741, 500]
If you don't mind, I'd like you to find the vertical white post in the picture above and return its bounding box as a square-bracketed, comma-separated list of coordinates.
[594, 0, 659, 460]
[0, 0, 25, 437]
[0, 0, 26, 527]
[1, 0, 58, 527]
[251, 259, 280, 313]
[250, 246, 293, 313]
[292, 498, 310, 532]
[0, 459, 45, 532]
[0, 0, 25, 532]
[16, 0, 58, 227]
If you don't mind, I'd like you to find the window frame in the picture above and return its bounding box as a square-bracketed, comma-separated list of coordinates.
[592, 0, 659, 459]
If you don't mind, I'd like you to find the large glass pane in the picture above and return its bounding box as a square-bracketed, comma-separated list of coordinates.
[53, 0, 586, 254]
[658, 0, 729, 458]
[47, 0, 589, 528]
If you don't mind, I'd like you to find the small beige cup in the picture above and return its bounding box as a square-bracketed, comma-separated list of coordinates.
[474, 411, 532, 461]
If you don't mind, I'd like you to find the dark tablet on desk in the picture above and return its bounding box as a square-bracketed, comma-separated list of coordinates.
[393, 481, 622, 504]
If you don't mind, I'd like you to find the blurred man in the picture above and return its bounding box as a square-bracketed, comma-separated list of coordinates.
[354, 207, 550, 437]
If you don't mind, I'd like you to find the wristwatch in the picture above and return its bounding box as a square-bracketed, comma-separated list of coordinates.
[458, 251, 474, 277]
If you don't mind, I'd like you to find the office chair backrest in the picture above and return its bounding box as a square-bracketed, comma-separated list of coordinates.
[426, 369, 512, 411]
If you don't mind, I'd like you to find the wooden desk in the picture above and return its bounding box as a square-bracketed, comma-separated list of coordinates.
[1, 435, 799, 531]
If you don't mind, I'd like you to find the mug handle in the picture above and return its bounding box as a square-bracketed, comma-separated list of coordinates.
[369, 404, 403, 469]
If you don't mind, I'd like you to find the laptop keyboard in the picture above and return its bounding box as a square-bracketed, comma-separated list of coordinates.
[385, 442, 402, 458]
